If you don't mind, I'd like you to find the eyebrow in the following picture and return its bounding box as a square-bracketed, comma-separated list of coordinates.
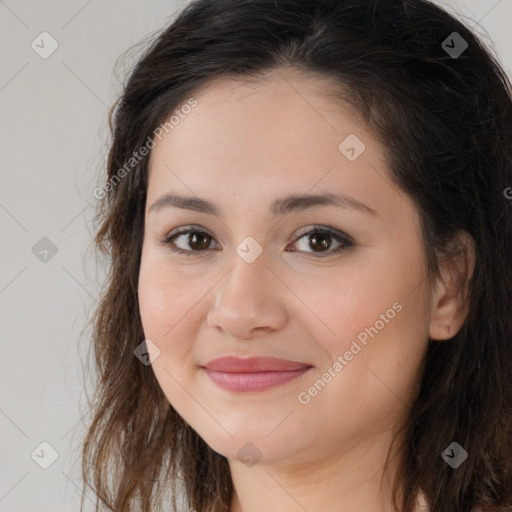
[148, 191, 378, 217]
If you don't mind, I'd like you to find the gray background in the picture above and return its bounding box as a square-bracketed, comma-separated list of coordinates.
[0, 1, 511, 511]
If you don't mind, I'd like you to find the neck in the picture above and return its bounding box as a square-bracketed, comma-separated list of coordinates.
[228, 431, 405, 512]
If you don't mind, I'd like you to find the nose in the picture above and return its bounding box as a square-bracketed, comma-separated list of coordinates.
[206, 247, 288, 340]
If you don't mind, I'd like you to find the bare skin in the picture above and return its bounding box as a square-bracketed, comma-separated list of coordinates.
[137, 68, 474, 512]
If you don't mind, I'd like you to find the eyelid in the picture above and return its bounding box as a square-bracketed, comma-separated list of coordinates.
[292, 224, 354, 244]
[165, 224, 214, 239]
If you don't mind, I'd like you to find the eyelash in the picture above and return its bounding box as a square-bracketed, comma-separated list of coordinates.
[161, 224, 354, 259]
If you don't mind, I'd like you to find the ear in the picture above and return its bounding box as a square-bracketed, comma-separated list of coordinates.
[429, 230, 475, 341]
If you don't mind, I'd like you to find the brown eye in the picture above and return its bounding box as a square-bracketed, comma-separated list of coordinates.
[163, 226, 219, 256]
[288, 225, 354, 258]
[184, 232, 212, 251]
[163, 224, 354, 258]
[307, 232, 332, 252]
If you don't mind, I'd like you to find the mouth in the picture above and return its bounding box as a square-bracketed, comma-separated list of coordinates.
[202, 356, 313, 392]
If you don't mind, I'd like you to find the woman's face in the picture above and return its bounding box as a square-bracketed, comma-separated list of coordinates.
[138, 71, 435, 466]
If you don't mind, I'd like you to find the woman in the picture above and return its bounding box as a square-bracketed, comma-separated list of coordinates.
[82, 1, 512, 511]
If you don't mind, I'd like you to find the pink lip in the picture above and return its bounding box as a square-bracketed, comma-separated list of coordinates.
[203, 356, 312, 392]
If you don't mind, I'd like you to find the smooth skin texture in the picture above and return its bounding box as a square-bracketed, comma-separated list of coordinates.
[138, 69, 474, 512]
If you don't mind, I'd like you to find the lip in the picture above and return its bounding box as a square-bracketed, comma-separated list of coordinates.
[202, 356, 313, 392]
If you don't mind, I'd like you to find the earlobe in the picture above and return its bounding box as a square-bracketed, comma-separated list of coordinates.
[428, 231, 475, 341]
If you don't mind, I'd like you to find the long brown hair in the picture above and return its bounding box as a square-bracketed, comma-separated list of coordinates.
[81, 1, 512, 510]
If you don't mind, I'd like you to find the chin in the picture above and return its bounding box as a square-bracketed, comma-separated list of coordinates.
[194, 424, 305, 467]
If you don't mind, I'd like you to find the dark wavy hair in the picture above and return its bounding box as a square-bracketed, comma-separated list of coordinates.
[81, 0, 512, 511]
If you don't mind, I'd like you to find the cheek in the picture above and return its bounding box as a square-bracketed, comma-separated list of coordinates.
[138, 260, 201, 410]
[294, 275, 428, 437]
[289, 262, 396, 348]
[292, 252, 429, 370]
[138, 256, 198, 358]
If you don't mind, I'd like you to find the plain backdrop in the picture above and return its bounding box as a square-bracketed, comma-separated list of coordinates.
[0, 1, 511, 511]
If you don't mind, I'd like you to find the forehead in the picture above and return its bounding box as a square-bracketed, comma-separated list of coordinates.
[145, 70, 413, 225]
[149, 72, 371, 177]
